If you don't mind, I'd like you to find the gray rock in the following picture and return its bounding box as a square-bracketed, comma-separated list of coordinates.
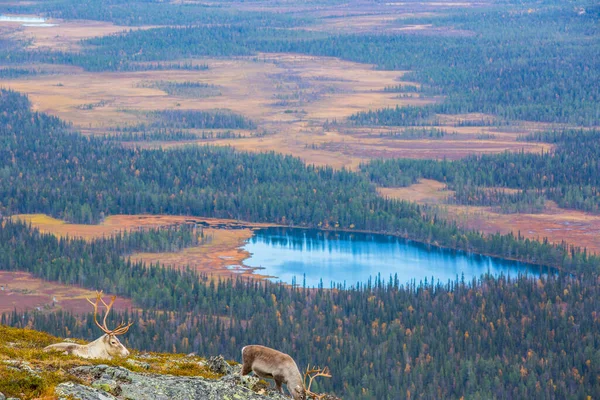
[125, 359, 150, 370]
[56, 382, 117, 400]
[69, 365, 290, 400]
[3, 360, 41, 379]
[103, 366, 132, 382]
[72, 365, 133, 384]
[219, 372, 260, 390]
[0, 392, 5, 400]
[206, 355, 233, 375]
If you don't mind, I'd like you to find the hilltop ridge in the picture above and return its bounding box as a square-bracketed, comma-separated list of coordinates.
[0, 325, 338, 400]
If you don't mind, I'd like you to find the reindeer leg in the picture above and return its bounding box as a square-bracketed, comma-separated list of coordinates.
[274, 375, 284, 394]
[241, 362, 252, 376]
[43, 343, 78, 354]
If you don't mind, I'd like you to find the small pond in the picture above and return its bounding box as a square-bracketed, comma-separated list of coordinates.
[0, 15, 46, 23]
[0, 15, 56, 27]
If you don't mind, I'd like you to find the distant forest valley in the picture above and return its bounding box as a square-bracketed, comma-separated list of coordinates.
[1, 0, 600, 398]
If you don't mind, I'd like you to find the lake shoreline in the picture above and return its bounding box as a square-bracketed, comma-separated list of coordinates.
[240, 227, 553, 287]
[239, 223, 561, 274]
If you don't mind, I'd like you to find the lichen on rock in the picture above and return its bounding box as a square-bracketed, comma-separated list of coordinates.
[56, 382, 117, 400]
[63, 364, 290, 400]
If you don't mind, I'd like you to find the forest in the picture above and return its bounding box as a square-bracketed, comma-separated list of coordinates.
[1, 89, 597, 272]
[1, 0, 599, 398]
[1, 220, 599, 399]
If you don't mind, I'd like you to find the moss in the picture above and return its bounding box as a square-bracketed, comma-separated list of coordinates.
[0, 324, 60, 347]
[109, 351, 223, 379]
[91, 382, 113, 392]
[0, 369, 45, 397]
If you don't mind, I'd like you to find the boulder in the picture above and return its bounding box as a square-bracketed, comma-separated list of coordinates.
[206, 355, 233, 375]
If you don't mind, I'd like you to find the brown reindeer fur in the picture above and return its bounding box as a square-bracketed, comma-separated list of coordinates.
[242, 345, 306, 400]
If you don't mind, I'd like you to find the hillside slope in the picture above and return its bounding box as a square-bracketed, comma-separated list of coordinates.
[0, 325, 332, 400]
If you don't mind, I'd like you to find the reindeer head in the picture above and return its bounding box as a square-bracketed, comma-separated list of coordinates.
[304, 365, 332, 400]
[86, 291, 133, 358]
[290, 384, 307, 400]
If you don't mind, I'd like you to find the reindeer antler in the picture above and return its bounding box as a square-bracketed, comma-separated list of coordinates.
[86, 291, 133, 336]
[304, 365, 332, 400]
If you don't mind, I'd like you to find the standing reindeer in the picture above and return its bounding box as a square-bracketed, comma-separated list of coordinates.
[241, 345, 331, 400]
[43, 291, 133, 360]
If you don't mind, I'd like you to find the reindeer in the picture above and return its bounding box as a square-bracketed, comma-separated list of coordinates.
[241, 345, 331, 400]
[43, 291, 133, 360]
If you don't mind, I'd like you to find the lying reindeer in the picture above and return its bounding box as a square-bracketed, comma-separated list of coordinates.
[241, 345, 331, 400]
[44, 291, 133, 360]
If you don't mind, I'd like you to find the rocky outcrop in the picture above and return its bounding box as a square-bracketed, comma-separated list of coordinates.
[56, 364, 290, 400]
[2, 345, 340, 400]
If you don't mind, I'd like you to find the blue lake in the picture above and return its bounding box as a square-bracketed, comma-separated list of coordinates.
[241, 227, 546, 287]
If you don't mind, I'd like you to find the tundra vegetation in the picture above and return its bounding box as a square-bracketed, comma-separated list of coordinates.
[0, 0, 599, 398]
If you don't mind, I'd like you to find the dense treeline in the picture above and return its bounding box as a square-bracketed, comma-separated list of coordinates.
[2, 223, 599, 399]
[452, 186, 546, 214]
[107, 223, 203, 254]
[103, 129, 242, 142]
[1, 89, 597, 271]
[350, 105, 507, 127]
[151, 110, 256, 130]
[378, 128, 451, 140]
[349, 105, 440, 126]
[361, 129, 600, 213]
[137, 81, 221, 98]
